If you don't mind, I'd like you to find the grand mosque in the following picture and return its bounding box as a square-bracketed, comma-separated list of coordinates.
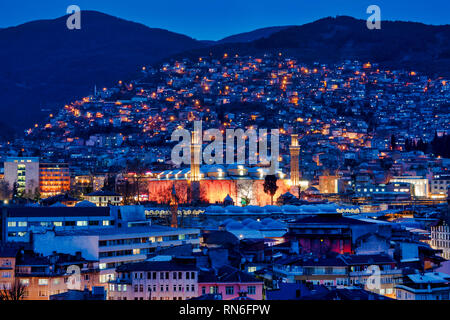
[142, 133, 309, 206]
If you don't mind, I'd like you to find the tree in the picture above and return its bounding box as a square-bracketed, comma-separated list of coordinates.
[0, 180, 10, 201]
[103, 174, 116, 192]
[126, 158, 148, 203]
[0, 280, 27, 301]
[11, 182, 20, 202]
[263, 174, 278, 205]
[33, 187, 41, 202]
[122, 179, 132, 205]
[237, 180, 253, 206]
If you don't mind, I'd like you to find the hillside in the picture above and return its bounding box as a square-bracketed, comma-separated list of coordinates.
[217, 26, 293, 44]
[1, 14, 449, 139]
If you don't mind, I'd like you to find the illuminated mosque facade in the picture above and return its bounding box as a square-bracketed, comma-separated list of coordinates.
[143, 134, 309, 206]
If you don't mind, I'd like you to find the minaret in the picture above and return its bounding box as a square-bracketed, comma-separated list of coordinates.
[190, 130, 201, 182]
[189, 129, 201, 203]
[169, 184, 179, 228]
[289, 134, 300, 192]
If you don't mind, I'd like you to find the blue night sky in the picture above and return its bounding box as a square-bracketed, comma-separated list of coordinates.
[0, 0, 448, 40]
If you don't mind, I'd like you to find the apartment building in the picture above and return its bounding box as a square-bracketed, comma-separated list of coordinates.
[4, 157, 39, 196]
[0, 247, 17, 290]
[431, 219, 450, 260]
[396, 272, 450, 300]
[84, 190, 123, 206]
[198, 265, 264, 300]
[430, 174, 450, 197]
[32, 225, 201, 284]
[6, 206, 114, 242]
[39, 163, 70, 198]
[15, 251, 100, 300]
[108, 259, 198, 300]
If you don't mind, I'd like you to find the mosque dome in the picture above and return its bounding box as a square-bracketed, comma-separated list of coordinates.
[261, 217, 275, 225]
[226, 221, 244, 230]
[75, 200, 96, 207]
[242, 218, 255, 225]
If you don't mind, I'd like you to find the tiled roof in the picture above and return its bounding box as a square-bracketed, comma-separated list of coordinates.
[290, 214, 375, 226]
[339, 253, 395, 265]
[199, 265, 261, 283]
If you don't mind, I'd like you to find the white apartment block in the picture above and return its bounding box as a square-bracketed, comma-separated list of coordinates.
[4, 157, 39, 196]
[108, 260, 198, 300]
[431, 222, 450, 260]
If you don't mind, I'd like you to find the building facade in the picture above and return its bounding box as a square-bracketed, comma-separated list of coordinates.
[395, 272, 450, 300]
[32, 225, 201, 284]
[4, 157, 39, 197]
[198, 265, 263, 300]
[39, 163, 70, 198]
[431, 221, 450, 260]
[108, 260, 198, 300]
[85, 190, 123, 206]
[430, 174, 450, 198]
[6, 206, 114, 242]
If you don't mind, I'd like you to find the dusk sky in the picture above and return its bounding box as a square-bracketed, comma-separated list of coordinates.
[0, 0, 449, 39]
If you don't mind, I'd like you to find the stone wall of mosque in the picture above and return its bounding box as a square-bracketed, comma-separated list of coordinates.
[145, 179, 290, 206]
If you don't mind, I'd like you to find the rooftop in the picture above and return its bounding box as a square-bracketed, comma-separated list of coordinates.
[7, 206, 110, 218]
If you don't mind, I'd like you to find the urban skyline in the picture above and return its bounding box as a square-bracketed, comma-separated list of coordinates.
[0, 2, 449, 308]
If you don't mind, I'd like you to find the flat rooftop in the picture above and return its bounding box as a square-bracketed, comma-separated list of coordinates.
[52, 225, 200, 237]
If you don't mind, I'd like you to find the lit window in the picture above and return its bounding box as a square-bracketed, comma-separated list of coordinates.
[247, 286, 256, 295]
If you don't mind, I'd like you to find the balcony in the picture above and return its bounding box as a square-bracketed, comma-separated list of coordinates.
[349, 269, 402, 277]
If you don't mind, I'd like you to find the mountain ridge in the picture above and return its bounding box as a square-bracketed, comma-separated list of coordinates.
[177, 16, 450, 76]
[0, 12, 449, 138]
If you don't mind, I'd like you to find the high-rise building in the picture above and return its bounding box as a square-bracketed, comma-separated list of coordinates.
[4, 157, 40, 197]
[39, 163, 70, 198]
